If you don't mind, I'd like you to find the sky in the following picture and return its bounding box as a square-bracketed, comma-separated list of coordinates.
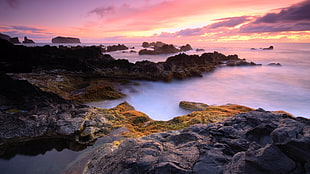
[0, 0, 310, 43]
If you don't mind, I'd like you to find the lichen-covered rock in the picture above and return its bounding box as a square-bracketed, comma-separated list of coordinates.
[179, 101, 209, 111]
[85, 109, 310, 174]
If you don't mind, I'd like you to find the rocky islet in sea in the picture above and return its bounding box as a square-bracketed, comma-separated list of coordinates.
[0, 38, 308, 173]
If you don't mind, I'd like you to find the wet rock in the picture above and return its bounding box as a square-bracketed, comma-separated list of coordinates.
[52, 36, 81, 43]
[106, 44, 128, 52]
[180, 44, 193, 52]
[179, 101, 209, 111]
[263, 46, 274, 50]
[85, 109, 310, 174]
[139, 44, 179, 55]
[139, 43, 193, 55]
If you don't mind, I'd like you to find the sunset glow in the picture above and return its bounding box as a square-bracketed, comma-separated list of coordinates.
[0, 0, 309, 43]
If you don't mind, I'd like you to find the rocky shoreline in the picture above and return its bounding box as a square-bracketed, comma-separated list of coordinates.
[0, 38, 309, 173]
[85, 109, 309, 174]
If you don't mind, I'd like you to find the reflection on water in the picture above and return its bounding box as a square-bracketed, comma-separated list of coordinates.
[0, 139, 87, 174]
[0, 139, 87, 159]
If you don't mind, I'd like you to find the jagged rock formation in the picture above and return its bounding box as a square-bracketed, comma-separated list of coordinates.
[99, 52, 260, 81]
[51, 36, 81, 43]
[0, 38, 260, 82]
[0, 38, 111, 72]
[103, 44, 129, 52]
[180, 44, 193, 52]
[9, 72, 126, 103]
[0, 33, 20, 43]
[139, 42, 193, 55]
[22, 36, 35, 44]
[0, 73, 129, 157]
[85, 109, 310, 174]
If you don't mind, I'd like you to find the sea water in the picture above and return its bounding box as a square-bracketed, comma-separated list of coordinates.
[89, 42, 310, 120]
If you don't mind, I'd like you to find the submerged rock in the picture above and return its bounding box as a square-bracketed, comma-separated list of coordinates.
[85, 109, 310, 174]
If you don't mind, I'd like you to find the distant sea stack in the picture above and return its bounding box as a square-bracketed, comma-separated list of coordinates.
[52, 36, 81, 43]
[22, 36, 35, 44]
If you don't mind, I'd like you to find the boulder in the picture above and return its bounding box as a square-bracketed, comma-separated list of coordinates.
[179, 101, 209, 111]
[85, 109, 310, 174]
[22, 36, 35, 44]
[139, 43, 193, 55]
[106, 44, 128, 52]
[139, 44, 179, 55]
[263, 46, 274, 50]
[51, 36, 81, 43]
[180, 44, 193, 52]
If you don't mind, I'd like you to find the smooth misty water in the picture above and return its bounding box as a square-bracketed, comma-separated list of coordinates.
[1, 42, 309, 174]
[89, 42, 310, 120]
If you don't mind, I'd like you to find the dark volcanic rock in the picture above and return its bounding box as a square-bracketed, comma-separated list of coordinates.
[0, 33, 20, 43]
[180, 44, 193, 52]
[106, 44, 128, 52]
[0, 73, 130, 157]
[0, 73, 88, 145]
[0, 38, 260, 81]
[52, 36, 81, 43]
[263, 46, 274, 50]
[0, 38, 112, 72]
[139, 44, 179, 55]
[139, 42, 193, 55]
[10, 37, 20, 44]
[99, 52, 259, 81]
[85, 109, 310, 174]
[22, 36, 35, 44]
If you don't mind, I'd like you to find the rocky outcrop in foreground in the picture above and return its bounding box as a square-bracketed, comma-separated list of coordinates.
[85, 109, 310, 174]
[52, 36, 81, 43]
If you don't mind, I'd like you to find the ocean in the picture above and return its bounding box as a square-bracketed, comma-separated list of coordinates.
[89, 42, 310, 120]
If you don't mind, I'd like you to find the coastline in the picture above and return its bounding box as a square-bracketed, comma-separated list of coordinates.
[0, 39, 309, 173]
